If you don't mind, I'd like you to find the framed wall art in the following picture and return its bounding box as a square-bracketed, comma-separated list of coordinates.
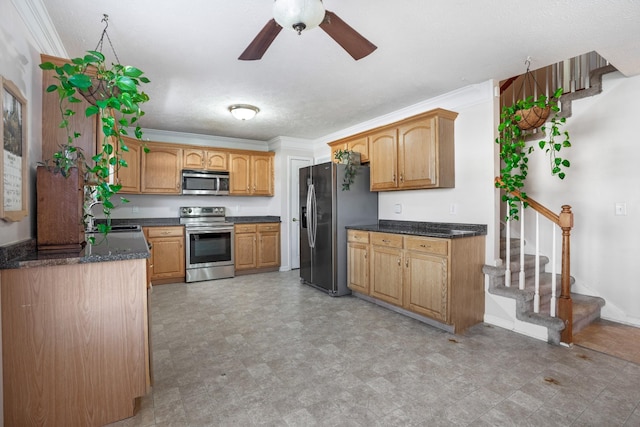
[1, 76, 28, 222]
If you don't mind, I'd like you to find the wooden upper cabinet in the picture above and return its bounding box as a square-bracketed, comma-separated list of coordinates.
[328, 135, 369, 163]
[370, 108, 457, 191]
[183, 149, 205, 169]
[229, 152, 274, 196]
[369, 127, 398, 191]
[183, 149, 228, 171]
[141, 143, 183, 194]
[398, 117, 437, 189]
[229, 153, 251, 195]
[347, 136, 369, 163]
[206, 150, 228, 171]
[251, 154, 274, 196]
[116, 137, 142, 194]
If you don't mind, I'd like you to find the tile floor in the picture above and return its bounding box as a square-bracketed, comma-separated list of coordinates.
[109, 270, 640, 427]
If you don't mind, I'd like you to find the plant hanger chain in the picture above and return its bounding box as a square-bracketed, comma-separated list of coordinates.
[517, 57, 547, 101]
[93, 14, 121, 64]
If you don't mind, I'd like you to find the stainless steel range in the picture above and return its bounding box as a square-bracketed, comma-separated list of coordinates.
[180, 206, 234, 282]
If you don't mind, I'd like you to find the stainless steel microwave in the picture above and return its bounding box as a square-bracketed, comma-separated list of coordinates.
[181, 170, 230, 195]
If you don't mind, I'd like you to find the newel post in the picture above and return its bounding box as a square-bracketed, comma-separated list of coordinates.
[557, 205, 574, 345]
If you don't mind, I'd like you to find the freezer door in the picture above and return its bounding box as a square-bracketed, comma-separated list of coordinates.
[299, 166, 312, 284]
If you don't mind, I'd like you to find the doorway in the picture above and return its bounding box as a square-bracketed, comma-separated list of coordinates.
[288, 156, 312, 270]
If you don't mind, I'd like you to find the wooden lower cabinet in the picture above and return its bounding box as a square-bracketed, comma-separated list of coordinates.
[348, 229, 485, 333]
[143, 226, 185, 284]
[234, 222, 281, 275]
[369, 232, 404, 306]
[1, 259, 149, 426]
[347, 230, 370, 294]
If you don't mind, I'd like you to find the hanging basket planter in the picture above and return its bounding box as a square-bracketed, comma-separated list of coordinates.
[79, 77, 121, 106]
[515, 105, 551, 130]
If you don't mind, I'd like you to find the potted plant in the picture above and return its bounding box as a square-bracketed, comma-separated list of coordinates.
[495, 88, 571, 220]
[39, 50, 150, 235]
[334, 149, 361, 190]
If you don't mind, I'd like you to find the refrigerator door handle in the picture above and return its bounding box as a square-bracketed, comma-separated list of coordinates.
[310, 183, 317, 248]
[306, 183, 315, 248]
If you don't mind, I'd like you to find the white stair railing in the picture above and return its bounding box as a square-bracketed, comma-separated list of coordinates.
[501, 195, 569, 317]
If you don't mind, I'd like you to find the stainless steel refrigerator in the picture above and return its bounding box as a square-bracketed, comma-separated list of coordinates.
[299, 162, 378, 296]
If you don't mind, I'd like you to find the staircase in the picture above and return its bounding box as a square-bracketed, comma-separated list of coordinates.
[484, 229, 605, 345]
[487, 51, 613, 345]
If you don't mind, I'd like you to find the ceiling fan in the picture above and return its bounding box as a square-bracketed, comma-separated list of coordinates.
[239, 0, 377, 61]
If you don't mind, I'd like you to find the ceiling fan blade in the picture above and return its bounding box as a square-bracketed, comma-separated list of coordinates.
[239, 19, 282, 60]
[319, 11, 377, 60]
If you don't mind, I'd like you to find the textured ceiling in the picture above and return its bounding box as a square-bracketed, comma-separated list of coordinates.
[41, 0, 640, 142]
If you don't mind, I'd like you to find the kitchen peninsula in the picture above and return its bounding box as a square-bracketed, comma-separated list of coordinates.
[0, 231, 151, 426]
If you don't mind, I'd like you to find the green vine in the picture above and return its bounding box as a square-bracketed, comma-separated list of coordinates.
[496, 88, 571, 221]
[334, 149, 360, 191]
[39, 50, 150, 236]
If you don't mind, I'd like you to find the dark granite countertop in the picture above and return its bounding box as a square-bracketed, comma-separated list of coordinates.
[97, 216, 281, 227]
[0, 231, 150, 270]
[346, 220, 487, 239]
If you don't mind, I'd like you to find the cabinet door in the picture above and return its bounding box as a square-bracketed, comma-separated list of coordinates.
[229, 153, 251, 195]
[347, 242, 369, 294]
[370, 245, 403, 306]
[141, 144, 182, 194]
[404, 251, 448, 322]
[235, 232, 257, 270]
[398, 117, 436, 189]
[251, 155, 274, 196]
[116, 137, 141, 193]
[369, 128, 398, 191]
[347, 136, 369, 163]
[206, 150, 228, 171]
[183, 149, 205, 169]
[257, 224, 280, 268]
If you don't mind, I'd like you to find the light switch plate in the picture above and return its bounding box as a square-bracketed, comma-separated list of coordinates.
[615, 202, 627, 216]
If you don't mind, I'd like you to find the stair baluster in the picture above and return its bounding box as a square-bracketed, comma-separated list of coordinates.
[551, 226, 557, 317]
[534, 212, 540, 313]
[505, 216, 511, 287]
[519, 204, 525, 290]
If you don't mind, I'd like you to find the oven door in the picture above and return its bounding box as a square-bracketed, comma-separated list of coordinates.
[185, 226, 234, 268]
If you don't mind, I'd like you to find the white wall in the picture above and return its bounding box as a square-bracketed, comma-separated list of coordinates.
[519, 72, 640, 326]
[0, 0, 46, 246]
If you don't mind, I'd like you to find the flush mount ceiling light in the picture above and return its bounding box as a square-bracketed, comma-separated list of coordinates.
[228, 104, 260, 120]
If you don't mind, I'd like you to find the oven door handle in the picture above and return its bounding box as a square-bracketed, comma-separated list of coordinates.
[186, 226, 234, 233]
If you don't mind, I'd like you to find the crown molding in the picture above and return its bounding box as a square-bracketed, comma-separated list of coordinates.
[11, 0, 67, 57]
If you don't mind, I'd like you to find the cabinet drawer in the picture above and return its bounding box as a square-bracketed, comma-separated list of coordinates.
[235, 223, 257, 233]
[370, 232, 403, 248]
[348, 230, 369, 244]
[257, 223, 280, 232]
[404, 236, 448, 255]
[146, 226, 184, 238]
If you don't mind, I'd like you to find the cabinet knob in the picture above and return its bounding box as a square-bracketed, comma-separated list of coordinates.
[400, 173, 404, 183]
[405, 259, 409, 267]
[397, 258, 401, 266]
[364, 251, 367, 259]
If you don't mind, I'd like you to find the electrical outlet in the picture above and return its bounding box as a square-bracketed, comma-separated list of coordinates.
[394, 204, 402, 214]
[450, 204, 458, 215]
[615, 202, 627, 216]
[132, 206, 139, 213]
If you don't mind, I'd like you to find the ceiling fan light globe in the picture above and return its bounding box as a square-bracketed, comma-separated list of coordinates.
[273, 0, 325, 33]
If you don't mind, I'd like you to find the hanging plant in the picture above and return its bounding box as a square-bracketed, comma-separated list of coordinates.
[39, 15, 150, 237]
[334, 149, 360, 191]
[495, 87, 571, 221]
